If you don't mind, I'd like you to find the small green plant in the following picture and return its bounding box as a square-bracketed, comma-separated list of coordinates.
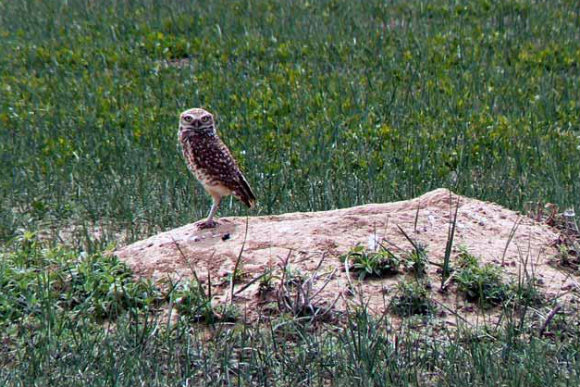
[225, 263, 249, 285]
[397, 226, 429, 278]
[258, 267, 274, 295]
[456, 246, 479, 268]
[554, 243, 580, 271]
[171, 280, 238, 323]
[505, 278, 544, 308]
[343, 245, 400, 280]
[402, 242, 428, 278]
[455, 249, 508, 309]
[389, 280, 435, 317]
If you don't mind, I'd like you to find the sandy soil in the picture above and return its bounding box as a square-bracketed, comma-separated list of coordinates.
[115, 188, 578, 326]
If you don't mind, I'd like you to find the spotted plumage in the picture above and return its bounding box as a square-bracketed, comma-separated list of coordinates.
[178, 108, 256, 228]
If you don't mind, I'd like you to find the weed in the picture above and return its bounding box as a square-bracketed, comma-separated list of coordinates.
[343, 245, 400, 280]
[455, 249, 508, 309]
[389, 280, 436, 317]
[170, 280, 238, 324]
[225, 264, 249, 285]
[258, 267, 275, 295]
[456, 248, 546, 310]
[554, 243, 580, 271]
[456, 246, 480, 268]
[274, 253, 339, 322]
[402, 243, 429, 278]
[396, 226, 429, 278]
[506, 278, 544, 308]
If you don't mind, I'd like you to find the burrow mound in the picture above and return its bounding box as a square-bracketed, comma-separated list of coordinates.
[115, 188, 574, 325]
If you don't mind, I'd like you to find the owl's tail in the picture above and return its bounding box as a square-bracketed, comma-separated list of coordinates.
[235, 173, 257, 208]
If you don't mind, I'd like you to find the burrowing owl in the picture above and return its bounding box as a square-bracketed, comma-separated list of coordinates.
[178, 108, 256, 229]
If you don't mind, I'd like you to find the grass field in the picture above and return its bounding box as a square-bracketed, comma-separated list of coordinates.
[1, 0, 580, 385]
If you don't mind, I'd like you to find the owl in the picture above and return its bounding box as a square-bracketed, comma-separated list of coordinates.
[178, 108, 256, 229]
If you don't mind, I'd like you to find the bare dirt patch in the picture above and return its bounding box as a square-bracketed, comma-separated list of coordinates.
[115, 188, 578, 326]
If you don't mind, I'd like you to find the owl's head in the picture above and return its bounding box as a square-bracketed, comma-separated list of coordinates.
[179, 108, 216, 137]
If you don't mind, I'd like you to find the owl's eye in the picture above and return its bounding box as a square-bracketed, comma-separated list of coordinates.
[183, 115, 193, 123]
[201, 116, 210, 123]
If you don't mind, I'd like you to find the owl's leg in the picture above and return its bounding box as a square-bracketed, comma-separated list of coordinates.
[206, 196, 221, 223]
[196, 195, 221, 229]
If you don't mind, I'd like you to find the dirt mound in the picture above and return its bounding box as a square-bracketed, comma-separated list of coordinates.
[115, 188, 574, 325]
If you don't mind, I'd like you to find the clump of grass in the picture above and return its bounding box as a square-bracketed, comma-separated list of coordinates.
[455, 249, 508, 309]
[505, 278, 545, 309]
[389, 280, 435, 317]
[455, 247, 546, 311]
[343, 245, 400, 280]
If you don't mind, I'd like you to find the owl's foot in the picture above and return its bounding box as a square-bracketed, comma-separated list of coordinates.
[195, 219, 219, 229]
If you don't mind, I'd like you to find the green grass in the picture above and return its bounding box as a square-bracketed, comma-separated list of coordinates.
[0, 238, 163, 326]
[1, 0, 579, 243]
[0, 242, 579, 387]
[2, 0, 580, 385]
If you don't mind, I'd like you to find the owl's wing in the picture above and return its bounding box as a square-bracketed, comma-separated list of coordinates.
[216, 139, 256, 208]
[233, 171, 256, 208]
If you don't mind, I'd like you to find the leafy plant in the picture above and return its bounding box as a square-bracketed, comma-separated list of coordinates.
[343, 244, 400, 280]
[456, 247, 480, 268]
[455, 249, 508, 309]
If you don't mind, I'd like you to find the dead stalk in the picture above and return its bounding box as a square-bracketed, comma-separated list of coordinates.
[538, 305, 562, 337]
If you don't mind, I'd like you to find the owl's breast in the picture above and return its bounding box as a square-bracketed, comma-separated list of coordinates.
[181, 136, 233, 189]
[182, 144, 209, 180]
